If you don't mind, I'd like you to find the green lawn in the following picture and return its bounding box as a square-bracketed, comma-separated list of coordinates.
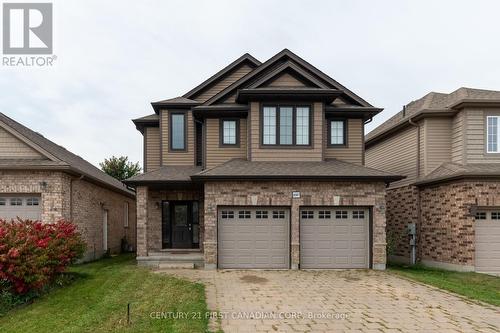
[389, 264, 500, 306]
[0, 255, 209, 333]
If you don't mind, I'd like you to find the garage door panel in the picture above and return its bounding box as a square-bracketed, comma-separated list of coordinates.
[300, 207, 369, 269]
[218, 207, 290, 269]
[0, 195, 41, 221]
[475, 211, 500, 274]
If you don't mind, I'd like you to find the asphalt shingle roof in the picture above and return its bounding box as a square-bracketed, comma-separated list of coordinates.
[414, 162, 500, 185]
[0, 112, 134, 196]
[125, 166, 203, 183]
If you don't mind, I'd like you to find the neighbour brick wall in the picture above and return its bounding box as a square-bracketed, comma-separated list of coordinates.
[71, 179, 136, 261]
[203, 181, 387, 269]
[419, 180, 500, 266]
[137, 187, 204, 255]
[0, 170, 137, 262]
[386, 185, 419, 261]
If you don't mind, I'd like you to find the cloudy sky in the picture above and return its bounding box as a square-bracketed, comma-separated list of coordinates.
[1, 0, 500, 167]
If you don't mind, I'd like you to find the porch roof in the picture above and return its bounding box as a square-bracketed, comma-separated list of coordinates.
[124, 165, 203, 185]
[414, 162, 500, 186]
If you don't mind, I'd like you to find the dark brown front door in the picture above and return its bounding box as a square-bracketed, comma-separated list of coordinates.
[162, 201, 199, 249]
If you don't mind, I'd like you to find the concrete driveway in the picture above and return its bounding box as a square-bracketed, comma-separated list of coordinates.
[161, 269, 500, 333]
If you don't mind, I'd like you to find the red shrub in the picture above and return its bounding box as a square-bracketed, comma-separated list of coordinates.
[0, 219, 86, 294]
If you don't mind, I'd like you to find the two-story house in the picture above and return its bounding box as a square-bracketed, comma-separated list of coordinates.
[366, 88, 500, 275]
[125, 49, 401, 270]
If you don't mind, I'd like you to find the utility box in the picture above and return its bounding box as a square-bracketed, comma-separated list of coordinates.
[407, 223, 416, 236]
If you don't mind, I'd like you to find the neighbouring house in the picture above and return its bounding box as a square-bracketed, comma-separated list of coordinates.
[0, 112, 136, 261]
[125, 49, 402, 270]
[365, 88, 500, 275]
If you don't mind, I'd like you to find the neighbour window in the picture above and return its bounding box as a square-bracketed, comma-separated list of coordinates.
[124, 202, 129, 227]
[301, 210, 314, 219]
[475, 211, 486, 220]
[329, 120, 346, 146]
[318, 210, 331, 219]
[272, 211, 285, 219]
[0, 198, 5, 206]
[170, 112, 186, 150]
[491, 212, 499, 220]
[238, 211, 251, 219]
[221, 119, 239, 145]
[352, 210, 365, 219]
[335, 210, 348, 219]
[262, 105, 311, 146]
[26, 198, 39, 206]
[10, 198, 22, 206]
[256, 211, 268, 219]
[221, 211, 234, 219]
[487, 116, 500, 153]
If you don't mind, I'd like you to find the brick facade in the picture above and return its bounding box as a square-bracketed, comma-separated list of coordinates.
[136, 186, 204, 256]
[0, 170, 136, 262]
[203, 180, 387, 269]
[386, 180, 500, 268]
[385, 185, 418, 262]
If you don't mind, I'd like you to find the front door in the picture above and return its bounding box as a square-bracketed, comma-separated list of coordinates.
[162, 201, 199, 249]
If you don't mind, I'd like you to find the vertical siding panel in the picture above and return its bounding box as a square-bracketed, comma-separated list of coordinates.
[424, 117, 452, 173]
[161, 110, 195, 166]
[451, 111, 464, 164]
[145, 127, 160, 171]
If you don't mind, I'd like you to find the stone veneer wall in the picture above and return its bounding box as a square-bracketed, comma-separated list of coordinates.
[0, 170, 136, 262]
[419, 180, 500, 267]
[136, 186, 204, 256]
[203, 180, 387, 270]
[385, 185, 419, 263]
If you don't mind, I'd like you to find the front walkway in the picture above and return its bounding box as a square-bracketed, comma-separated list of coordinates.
[161, 269, 500, 333]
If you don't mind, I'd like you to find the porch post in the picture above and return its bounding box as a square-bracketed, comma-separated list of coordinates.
[136, 186, 149, 257]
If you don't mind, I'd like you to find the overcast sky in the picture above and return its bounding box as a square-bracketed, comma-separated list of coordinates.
[2, 0, 500, 167]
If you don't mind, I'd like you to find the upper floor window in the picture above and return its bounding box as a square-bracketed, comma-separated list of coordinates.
[487, 116, 499, 153]
[262, 105, 311, 146]
[170, 112, 186, 151]
[328, 119, 347, 146]
[220, 119, 239, 146]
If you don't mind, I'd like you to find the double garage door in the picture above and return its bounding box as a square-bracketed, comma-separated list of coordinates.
[0, 195, 41, 221]
[475, 211, 500, 275]
[218, 207, 369, 269]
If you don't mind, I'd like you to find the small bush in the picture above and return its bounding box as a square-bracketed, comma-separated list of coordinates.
[0, 219, 86, 294]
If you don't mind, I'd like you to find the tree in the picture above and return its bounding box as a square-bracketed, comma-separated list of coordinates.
[100, 156, 141, 181]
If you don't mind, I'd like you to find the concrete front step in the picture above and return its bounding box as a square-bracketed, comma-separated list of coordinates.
[137, 252, 204, 269]
[158, 262, 195, 269]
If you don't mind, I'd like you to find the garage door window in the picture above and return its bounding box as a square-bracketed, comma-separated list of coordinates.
[26, 198, 39, 206]
[301, 210, 314, 219]
[475, 212, 487, 220]
[318, 210, 331, 219]
[10, 198, 22, 206]
[0, 198, 5, 206]
[256, 210, 268, 219]
[273, 211, 285, 219]
[491, 212, 499, 220]
[352, 210, 365, 219]
[238, 210, 251, 219]
[335, 210, 348, 219]
[221, 211, 234, 219]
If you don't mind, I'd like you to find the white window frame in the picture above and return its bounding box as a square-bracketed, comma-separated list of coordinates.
[124, 202, 129, 228]
[486, 116, 500, 153]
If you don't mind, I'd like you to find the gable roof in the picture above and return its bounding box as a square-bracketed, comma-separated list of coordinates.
[183, 53, 261, 100]
[0, 112, 134, 197]
[151, 96, 199, 113]
[366, 87, 500, 145]
[204, 49, 373, 107]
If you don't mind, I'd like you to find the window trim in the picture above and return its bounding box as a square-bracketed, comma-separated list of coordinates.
[169, 111, 187, 152]
[327, 118, 348, 147]
[486, 115, 500, 154]
[260, 104, 313, 148]
[219, 118, 240, 147]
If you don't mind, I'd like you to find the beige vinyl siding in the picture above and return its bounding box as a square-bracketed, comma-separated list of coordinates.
[205, 118, 247, 168]
[161, 110, 195, 166]
[265, 73, 307, 87]
[419, 122, 425, 178]
[144, 126, 160, 171]
[465, 108, 500, 163]
[424, 118, 452, 174]
[0, 126, 45, 159]
[194, 64, 253, 103]
[365, 126, 418, 188]
[324, 118, 363, 165]
[249, 102, 323, 161]
[451, 111, 465, 164]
